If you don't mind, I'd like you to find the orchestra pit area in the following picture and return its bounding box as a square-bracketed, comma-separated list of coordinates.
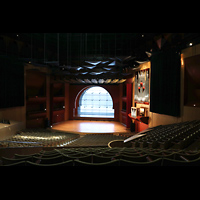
[1, 120, 200, 166]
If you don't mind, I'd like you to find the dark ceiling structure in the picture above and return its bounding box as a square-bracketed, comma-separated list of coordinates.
[1, 33, 200, 84]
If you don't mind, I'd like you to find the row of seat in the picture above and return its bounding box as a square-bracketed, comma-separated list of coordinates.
[2, 147, 200, 166]
[66, 134, 126, 147]
[3, 157, 200, 166]
[132, 120, 200, 149]
[0, 129, 80, 147]
[0, 130, 126, 148]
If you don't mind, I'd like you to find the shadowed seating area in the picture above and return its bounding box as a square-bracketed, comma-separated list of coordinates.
[2, 147, 200, 166]
[2, 120, 200, 166]
[130, 120, 200, 150]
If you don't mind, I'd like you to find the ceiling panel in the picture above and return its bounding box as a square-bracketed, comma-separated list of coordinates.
[1, 33, 200, 84]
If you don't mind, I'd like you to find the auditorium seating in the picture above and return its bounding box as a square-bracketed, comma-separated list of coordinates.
[132, 120, 200, 150]
[0, 130, 125, 148]
[2, 147, 200, 166]
[66, 134, 126, 147]
[1, 120, 200, 166]
[0, 129, 80, 147]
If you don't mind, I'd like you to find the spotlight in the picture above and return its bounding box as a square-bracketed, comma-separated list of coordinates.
[189, 42, 193, 46]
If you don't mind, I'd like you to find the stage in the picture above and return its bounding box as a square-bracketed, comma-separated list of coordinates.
[51, 120, 131, 135]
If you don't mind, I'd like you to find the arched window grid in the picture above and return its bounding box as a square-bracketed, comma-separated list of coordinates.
[78, 86, 114, 118]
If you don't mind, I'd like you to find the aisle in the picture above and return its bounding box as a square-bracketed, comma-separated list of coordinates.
[67, 134, 126, 147]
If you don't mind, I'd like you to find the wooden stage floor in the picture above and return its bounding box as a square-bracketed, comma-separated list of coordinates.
[52, 120, 131, 135]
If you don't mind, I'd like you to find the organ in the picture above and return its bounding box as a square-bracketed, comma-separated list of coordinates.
[129, 64, 150, 133]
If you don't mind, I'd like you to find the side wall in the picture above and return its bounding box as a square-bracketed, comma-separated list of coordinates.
[0, 65, 26, 129]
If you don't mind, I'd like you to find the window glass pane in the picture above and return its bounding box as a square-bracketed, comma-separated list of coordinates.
[79, 86, 114, 118]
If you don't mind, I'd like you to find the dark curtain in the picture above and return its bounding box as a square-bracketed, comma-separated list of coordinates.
[150, 49, 181, 117]
[0, 56, 24, 108]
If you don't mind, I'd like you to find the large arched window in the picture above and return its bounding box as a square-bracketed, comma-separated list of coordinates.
[78, 86, 114, 118]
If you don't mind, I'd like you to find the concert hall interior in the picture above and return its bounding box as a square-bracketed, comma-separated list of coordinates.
[1, 33, 200, 166]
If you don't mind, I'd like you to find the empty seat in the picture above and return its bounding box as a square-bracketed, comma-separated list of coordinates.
[3, 161, 27, 166]
[96, 152, 118, 157]
[32, 155, 64, 164]
[41, 152, 62, 158]
[173, 152, 200, 161]
[2, 156, 33, 165]
[119, 151, 143, 157]
[14, 153, 41, 159]
[147, 153, 175, 161]
[92, 155, 115, 163]
[74, 159, 120, 166]
[162, 158, 200, 166]
[119, 154, 148, 162]
[119, 158, 162, 166]
[26, 160, 74, 166]
[63, 155, 92, 163]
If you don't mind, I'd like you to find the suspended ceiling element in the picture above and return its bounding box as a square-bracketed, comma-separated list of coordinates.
[65, 78, 126, 84]
[1, 33, 200, 84]
[56, 56, 149, 81]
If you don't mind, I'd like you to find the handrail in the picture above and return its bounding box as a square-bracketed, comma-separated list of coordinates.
[108, 140, 132, 148]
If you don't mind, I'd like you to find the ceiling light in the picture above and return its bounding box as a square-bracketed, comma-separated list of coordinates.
[189, 42, 193, 46]
[108, 61, 116, 66]
[98, 79, 104, 84]
[77, 79, 85, 83]
[90, 72, 104, 75]
[83, 65, 96, 69]
[84, 79, 92, 83]
[118, 79, 126, 83]
[103, 67, 112, 71]
[91, 79, 98, 84]
[85, 61, 101, 65]
[101, 61, 109, 64]
[76, 67, 83, 71]
[111, 79, 119, 83]
[105, 79, 112, 83]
